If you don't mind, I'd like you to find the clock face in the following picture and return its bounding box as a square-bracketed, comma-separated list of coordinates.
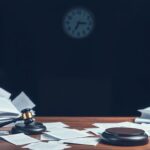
[63, 7, 95, 39]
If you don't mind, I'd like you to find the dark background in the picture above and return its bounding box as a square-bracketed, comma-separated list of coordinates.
[0, 0, 150, 116]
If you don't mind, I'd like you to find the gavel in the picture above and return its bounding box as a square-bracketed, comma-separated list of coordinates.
[0, 109, 46, 135]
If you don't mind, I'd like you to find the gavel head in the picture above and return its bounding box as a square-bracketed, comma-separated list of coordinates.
[21, 108, 34, 125]
[10, 108, 46, 135]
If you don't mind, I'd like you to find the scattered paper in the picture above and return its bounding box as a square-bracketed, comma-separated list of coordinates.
[12, 92, 35, 112]
[23, 141, 70, 150]
[59, 137, 99, 146]
[0, 133, 39, 145]
[93, 122, 123, 128]
[0, 88, 11, 99]
[44, 129, 92, 140]
[46, 127, 77, 133]
[84, 128, 103, 135]
[43, 122, 69, 131]
[41, 134, 59, 141]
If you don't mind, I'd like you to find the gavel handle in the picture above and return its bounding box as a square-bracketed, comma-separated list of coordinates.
[0, 117, 22, 128]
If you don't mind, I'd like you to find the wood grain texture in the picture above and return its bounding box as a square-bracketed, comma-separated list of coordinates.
[0, 117, 150, 150]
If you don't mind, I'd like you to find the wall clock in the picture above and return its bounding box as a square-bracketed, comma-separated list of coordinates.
[63, 7, 95, 39]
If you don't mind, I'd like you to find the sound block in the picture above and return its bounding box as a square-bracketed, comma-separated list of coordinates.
[101, 127, 148, 146]
[10, 122, 46, 135]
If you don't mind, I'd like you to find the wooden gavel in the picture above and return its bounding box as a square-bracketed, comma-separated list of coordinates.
[0, 108, 46, 134]
[0, 108, 34, 127]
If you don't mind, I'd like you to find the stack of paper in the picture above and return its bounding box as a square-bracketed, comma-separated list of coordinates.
[135, 107, 150, 123]
[0, 88, 35, 126]
[0, 91, 20, 123]
[0, 97, 20, 118]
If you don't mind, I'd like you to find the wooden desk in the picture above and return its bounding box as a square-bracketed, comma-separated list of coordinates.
[0, 117, 150, 150]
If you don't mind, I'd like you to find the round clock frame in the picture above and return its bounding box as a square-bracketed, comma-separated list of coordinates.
[63, 7, 95, 39]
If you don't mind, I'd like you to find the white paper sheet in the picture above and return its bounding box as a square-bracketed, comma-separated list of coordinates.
[0, 88, 11, 99]
[46, 127, 78, 134]
[93, 122, 123, 128]
[0, 133, 39, 145]
[41, 134, 59, 141]
[43, 122, 69, 131]
[84, 128, 104, 135]
[12, 92, 35, 112]
[44, 129, 92, 140]
[59, 137, 99, 146]
[23, 141, 70, 150]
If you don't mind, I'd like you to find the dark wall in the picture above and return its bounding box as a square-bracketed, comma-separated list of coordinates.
[112, 0, 150, 115]
[0, 0, 150, 116]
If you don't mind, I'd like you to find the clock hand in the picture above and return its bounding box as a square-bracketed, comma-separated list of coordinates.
[74, 21, 87, 31]
[78, 21, 87, 25]
[74, 22, 80, 31]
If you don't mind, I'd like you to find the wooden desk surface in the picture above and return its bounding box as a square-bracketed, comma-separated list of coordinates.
[0, 117, 150, 150]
